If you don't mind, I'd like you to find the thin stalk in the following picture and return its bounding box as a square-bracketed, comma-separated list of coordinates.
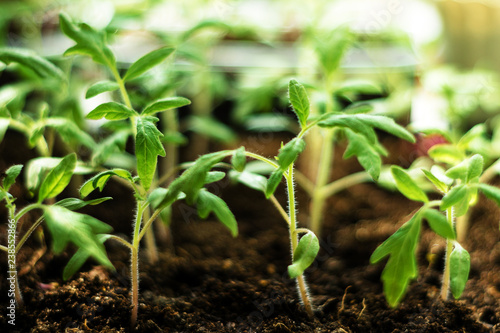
[321, 171, 372, 198]
[131, 201, 147, 327]
[440, 206, 454, 301]
[143, 207, 158, 263]
[15, 216, 44, 254]
[269, 194, 290, 226]
[285, 164, 314, 317]
[309, 130, 335, 236]
[108, 235, 133, 249]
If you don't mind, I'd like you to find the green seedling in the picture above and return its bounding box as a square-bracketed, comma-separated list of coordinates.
[0, 155, 113, 306]
[371, 154, 500, 307]
[231, 79, 414, 316]
[57, 14, 241, 327]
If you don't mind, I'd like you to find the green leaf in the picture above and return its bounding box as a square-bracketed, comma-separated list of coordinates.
[229, 170, 267, 193]
[87, 102, 137, 120]
[440, 184, 468, 211]
[391, 166, 428, 203]
[43, 205, 113, 273]
[91, 130, 130, 165]
[344, 129, 382, 180]
[478, 183, 500, 207]
[160, 151, 232, 207]
[196, 189, 238, 237]
[3, 164, 23, 191]
[63, 234, 112, 281]
[288, 79, 310, 128]
[314, 26, 353, 76]
[0, 48, 65, 82]
[277, 138, 306, 170]
[59, 13, 116, 67]
[421, 169, 448, 193]
[44, 118, 96, 148]
[355, 114, 415, 143]
[370, 212, 422, 307]
[38, 153, 77, 202]
[319, 113, 377, 143]
[80, 169, 132, 198]
[231, 147, 246, 172]
[428, 144, 465, 165]
[148, 188, 185, 211]
[56, 197, 112, 211]
[142, 97, 191, 116]
[288, 231, 320, 279]
[265, 169, 284, 199]
[446, 154, 483, 183]
[205, 171, 226, 184]
[457, 124, 486, 150]
[423, 208, 455, 239]
[449, 244, 470, 299]
[188, 115, 237, 143]
[135, 117, 166, 190]
[123, 47, 175, 82]
[85, 80, 119, 99]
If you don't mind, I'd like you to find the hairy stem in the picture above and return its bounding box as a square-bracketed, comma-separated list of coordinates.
[285, 164, 314, 317]
[131, 201, 146, 327]
[143, 207, 158, 263]
[440, 206, 454, 301]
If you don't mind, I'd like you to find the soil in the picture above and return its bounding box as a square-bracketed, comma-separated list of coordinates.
[0, 131, 499, 332]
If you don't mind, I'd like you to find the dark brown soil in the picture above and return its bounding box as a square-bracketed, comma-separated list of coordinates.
[0, 133, 499, 332]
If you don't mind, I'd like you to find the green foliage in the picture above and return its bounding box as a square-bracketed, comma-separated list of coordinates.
[449, 244, 470, 299]
[38, 153, 77, 203]
[123, 47, 175, 82]
[196, 189, 238, 237]
[87, 102, 137, 120]
[288, 79, 310, 129]
[288, 231, 320, 278]
[391, 166, 428, 203]
[3, 164, 23, 191]
[86, 81, 120, 99]
[0, 48, 65, 82]
[135, 117, 166, 190]
[142, 97, 191, 116]
[423, 209, 455, 240]
[231, 147, 246, 172]
[80, 169, 133, 198]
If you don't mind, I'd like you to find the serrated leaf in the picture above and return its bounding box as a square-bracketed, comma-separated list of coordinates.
[288, 79, 310, 128]
[56, 197, 112, 211]
[277, 138, 306, 171]
[160, 151, 232, 207]
[391, 166, 428, 203]
[0, 48, 65, 82]
[370, 212, 422, 307]
[123, 47, 175, 82]
[265, 169, 284, 199]
[80, 169, 132, 198]
[231, 147, 246, 172]
[421, 169, 448, 193]
[478, 183, 500, 207]
[3, 164, 23, 191]
[449, 244, 470, 299]
[38, 153, 77, 202]
[288, 231, 320, 278]
[423, 208, 455, 239]
[142, 97, 191, 116]
[196, 189, 238, 237]
[428, 144, 465, 165]
[344, 129, 382, 180]
[440, 184, 468, 211]
[135, 117, 166, 190]
[43, 205, 113, 274]
[63, 234, 112, 281]
[85, 80, 119, 99]
[87, 102, 137, 120]
[59, 13, 116, 67]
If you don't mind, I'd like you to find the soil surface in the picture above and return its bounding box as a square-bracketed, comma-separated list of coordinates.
[0, 132, 499, 332]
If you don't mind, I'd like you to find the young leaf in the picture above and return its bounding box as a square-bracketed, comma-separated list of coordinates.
[478, 183, 500, 207]
[80, 169, 133, 198]
[421, 169, 448, 193]
[188, 115, 237, 143]
[59, 13, 116, 67]
[445, 154, 483, 183]
[123, 47, 175, 82]
[196, 189, 238, 237]
[355, 114, 415, 143]
[44, 118, 96, 148]
[319, 113, 377, 143]
[86, 80, 119, 99]
[135, 117, 166, 190]
[428, 144, 465, 165]
[87, 102, 137, 120]
[63, 234, 112, 281]
[231, 147, 246, 172]
[344, 129, 382, 180]
[148, 188, 185, 211]
[91, 130, 130, 165]
[440, 184, 468, 211]
[288, 79, 310, 128]
[56, 197, 112, 211]
[229, 170, 267, 193]
[449, 244, 470, 299]
[288, 231, 320, 279]
[265, 169, 284, 199]
[43, 205, 113, 272]
[277, 138, 306, 170]
[370, 212, 422, 307]
[0, 48, 65, 82]
[314, 26, 353, 76]
[38, 153, 77, 202]
[142, 97, 191, 116]
[3, 164, 23, 191]
[423, 208, 455, 240]
[391, 166, 428, 203]
[205, 171, 226, 184]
